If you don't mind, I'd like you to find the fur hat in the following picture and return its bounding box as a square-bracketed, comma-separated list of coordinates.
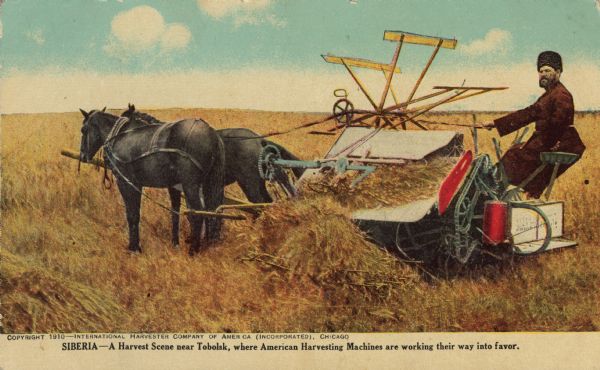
[537, 51, 562, 72]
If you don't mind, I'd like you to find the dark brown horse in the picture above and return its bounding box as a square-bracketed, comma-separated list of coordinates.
[79, 108, 225, 255]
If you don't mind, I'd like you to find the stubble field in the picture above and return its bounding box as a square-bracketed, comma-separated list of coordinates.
[1, 108, 599, 333]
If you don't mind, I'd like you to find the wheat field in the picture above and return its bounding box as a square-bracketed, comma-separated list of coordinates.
[1, 108, 599, 333]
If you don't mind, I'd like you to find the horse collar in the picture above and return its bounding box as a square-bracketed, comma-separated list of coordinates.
[104, 117, 130, 147]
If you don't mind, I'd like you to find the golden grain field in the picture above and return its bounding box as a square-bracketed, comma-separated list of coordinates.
[1, 108, 599, 333]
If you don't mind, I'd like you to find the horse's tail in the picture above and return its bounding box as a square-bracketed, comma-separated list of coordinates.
[204, 133, 226, 240]
[264, 140, 306, 178]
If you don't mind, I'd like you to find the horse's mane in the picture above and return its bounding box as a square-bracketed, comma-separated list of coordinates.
[121, 105, 164, 125]
[133, 111, 163, 124]
[90, 109, 118, 119]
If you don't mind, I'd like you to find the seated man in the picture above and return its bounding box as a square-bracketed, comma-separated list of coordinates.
[485, 51, 586, 198]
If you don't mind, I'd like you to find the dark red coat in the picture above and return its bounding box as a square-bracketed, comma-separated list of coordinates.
[493, 81, 585, 197]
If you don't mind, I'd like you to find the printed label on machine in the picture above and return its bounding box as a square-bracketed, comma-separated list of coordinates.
[510, 202, 564, 244]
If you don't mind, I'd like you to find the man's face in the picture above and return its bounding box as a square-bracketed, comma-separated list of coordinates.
[538, 65, 561, 88]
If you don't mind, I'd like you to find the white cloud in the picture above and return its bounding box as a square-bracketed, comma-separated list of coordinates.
[110, 6, 165, 50]
[197, 0, 285, 27]
[161, 24, 192, 50]
[25, 29, 45, 45]
[104, 6, 191, 57]
[234, 12, 287, 28]
[460, 29, 512, 56]
[197, 0, 271, 18]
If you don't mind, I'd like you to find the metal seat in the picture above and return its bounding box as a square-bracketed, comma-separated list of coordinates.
[516, 152, 580, 200]
[540, 151, 579, 165]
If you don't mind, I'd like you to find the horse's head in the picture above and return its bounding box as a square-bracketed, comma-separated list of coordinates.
[121, 103, 136, 120]
[79, 107, 107, 162]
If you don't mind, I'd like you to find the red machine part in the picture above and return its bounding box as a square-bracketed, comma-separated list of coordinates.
[438, 150, 473, 215]
[482, 200, 508, 245]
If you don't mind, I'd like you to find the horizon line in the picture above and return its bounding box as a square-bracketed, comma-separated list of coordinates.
[2, 108, 600, 116]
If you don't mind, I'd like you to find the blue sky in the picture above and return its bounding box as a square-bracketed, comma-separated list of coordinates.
[1, 0, 599, 112]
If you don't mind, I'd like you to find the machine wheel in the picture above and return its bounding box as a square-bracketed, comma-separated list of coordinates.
[509, 202, 552, 254]
[394, 223, 414, 260]
[394, 222, 430, 262]
[258, 144, 281, 182]
[333, 98, 354, 127]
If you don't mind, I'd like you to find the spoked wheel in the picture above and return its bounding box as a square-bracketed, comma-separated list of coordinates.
[394, 223, 416, 261]
[332, 98, 354, 128]
[258, 144, 297, 198]
[258, 144, 281, 182]
[394, 222, 432, 262]
[509, 202, 552, 254]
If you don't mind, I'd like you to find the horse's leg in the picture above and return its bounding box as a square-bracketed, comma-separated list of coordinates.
[258, 181, 274, 203]
[116, 179, 142, 253]
[168, 187, 181, 249]
[274, 168, 297, 197]
[238, 177, 272, 204]
[203, 139, 225, 242]
[203, 179, 225, 241]
[234, 179, 271, 222]
[199, 186, 211, 242]
[181, 183, 203, 255]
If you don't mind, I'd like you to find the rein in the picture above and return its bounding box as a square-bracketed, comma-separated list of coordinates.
[101, 116, 183, 216]
[221, 112, 342, 140]
[125, 111, 345, 141]
[82, 111, 110, 187]
[220, 112, 488, 141]
[97, 115, 209, 217]
[99, 147, 113, 189]
[102, 144, 182, 216]
[118, 109, 488, 143]
[103, 118, 206, 170]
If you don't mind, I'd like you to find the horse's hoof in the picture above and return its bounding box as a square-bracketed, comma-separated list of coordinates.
[188, 245, 205, 256]
[207, 234, 223, 243]
[128, 246, 142, 254]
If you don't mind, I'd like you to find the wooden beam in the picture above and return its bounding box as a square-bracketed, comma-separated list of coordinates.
[341, 59, 379, 110]
[61, 149, 106, 168]
[377, 34, 404, 111]
[420, 89, 492, 108]
[408, 119, 428, 130]
[407, 38, 443, 102]
[433, 86, 508, 90]
[183, 210, 246, 220]
[382, 71, 400, 104]
[347, 89, 452, 125]
[380, 116, 395, 129]
[322, 54, 401, 73]
[383, 30, 457, 49]
[398, 89, 501, 116]
[390, 90, 468, 129]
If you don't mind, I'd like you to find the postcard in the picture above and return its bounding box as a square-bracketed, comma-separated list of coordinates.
[1, 1, 599, 369]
